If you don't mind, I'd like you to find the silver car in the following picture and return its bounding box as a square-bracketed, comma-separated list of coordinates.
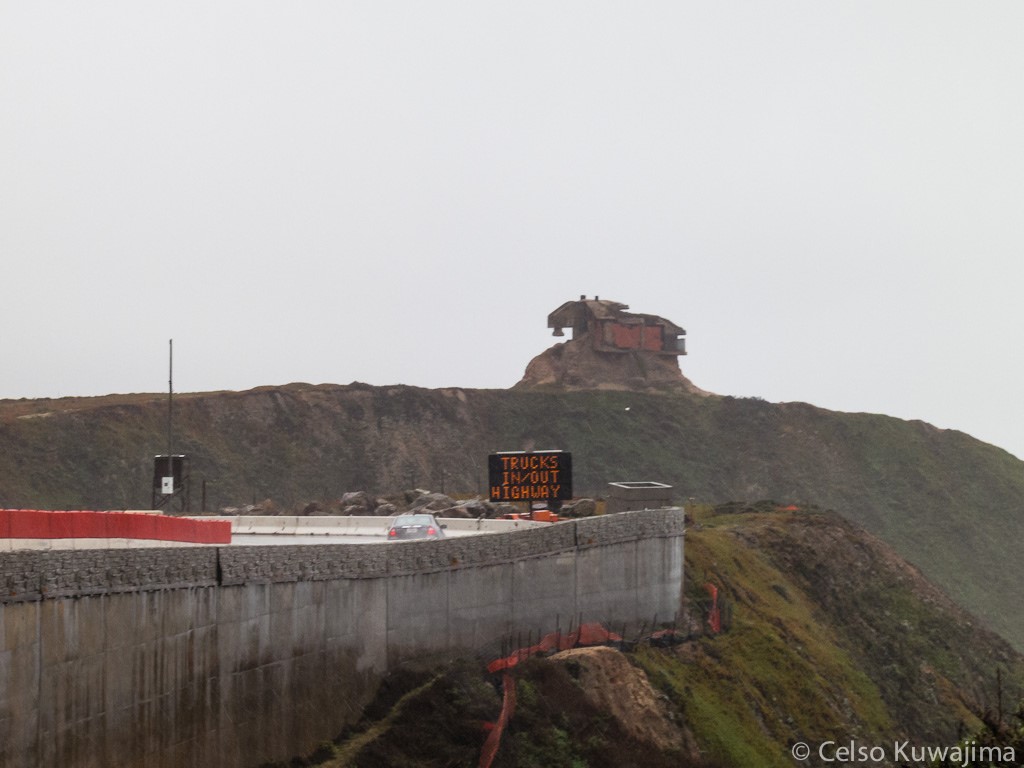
[385, 513, 447, 540]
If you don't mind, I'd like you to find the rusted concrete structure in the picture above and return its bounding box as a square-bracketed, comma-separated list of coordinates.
[518, 296, 701, 392]
[548, 296, 686, 356]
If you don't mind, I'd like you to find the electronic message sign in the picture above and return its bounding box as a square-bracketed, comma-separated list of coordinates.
[488, 451, 572, 502]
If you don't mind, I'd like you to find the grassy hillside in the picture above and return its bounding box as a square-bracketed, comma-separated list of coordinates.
[2, 384, 1024, 650]
[653, 504, 1023, 765]
[271, 507, 1024, 768]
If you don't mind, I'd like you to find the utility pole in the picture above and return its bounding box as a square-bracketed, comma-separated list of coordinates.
[153, 339, 190, 513]
[168, 339, 173, 458]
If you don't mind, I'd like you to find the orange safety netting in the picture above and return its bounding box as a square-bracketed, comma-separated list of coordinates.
[704, 582, 721, 634]
[486, 622, 624, 674]
[478, 672, 516, 768]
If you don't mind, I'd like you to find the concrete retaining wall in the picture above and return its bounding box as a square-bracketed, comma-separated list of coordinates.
[0, 509, 684, 768]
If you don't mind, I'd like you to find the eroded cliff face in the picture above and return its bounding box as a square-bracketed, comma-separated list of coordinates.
[514, 335, 709, 394]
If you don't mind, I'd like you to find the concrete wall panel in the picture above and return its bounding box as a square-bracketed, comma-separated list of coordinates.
[386, 571, 450, 664]
[511, 554, 578, 635]
[447, 563, 514, 651]
[0, 602, 41, 767]
[576, 541, 639, 626]
[636, 535, 685, 621]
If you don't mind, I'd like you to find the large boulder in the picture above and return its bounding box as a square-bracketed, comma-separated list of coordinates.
[561, 498, 598, 518]
[436, 498, 492, 519]
[403, 488, 432, 505]
[410, 492, 457, 512]
[300, 501, 324, 516]
[341, 490, 372, 508]
[449, 498, 490, 519]
[491, 502, 521, 518]
[375, 502, 399, 516]
[340, 490, 374, 515]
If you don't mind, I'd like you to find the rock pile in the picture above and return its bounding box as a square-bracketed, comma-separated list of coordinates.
[221, 490, 600, 520]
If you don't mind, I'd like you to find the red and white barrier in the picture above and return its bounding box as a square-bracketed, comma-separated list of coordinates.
[0, 509, 231, 545]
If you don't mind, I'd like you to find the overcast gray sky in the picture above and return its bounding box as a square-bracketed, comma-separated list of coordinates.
[3, 2, 1024, 459]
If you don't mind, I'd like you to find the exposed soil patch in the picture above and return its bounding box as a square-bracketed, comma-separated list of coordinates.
[548, 645, 696, 756]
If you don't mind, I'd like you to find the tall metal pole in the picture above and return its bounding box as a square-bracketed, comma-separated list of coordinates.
[168, 339, 173, 458]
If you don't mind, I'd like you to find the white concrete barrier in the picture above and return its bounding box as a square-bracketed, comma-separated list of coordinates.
[220, 515, 551, 537]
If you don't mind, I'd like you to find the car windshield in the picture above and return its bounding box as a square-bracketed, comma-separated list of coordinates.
[393, 514, 434, 526]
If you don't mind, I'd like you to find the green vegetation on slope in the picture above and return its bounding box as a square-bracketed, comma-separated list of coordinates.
[634, 502, 1022, 766]
[633, 516, 890, 767]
